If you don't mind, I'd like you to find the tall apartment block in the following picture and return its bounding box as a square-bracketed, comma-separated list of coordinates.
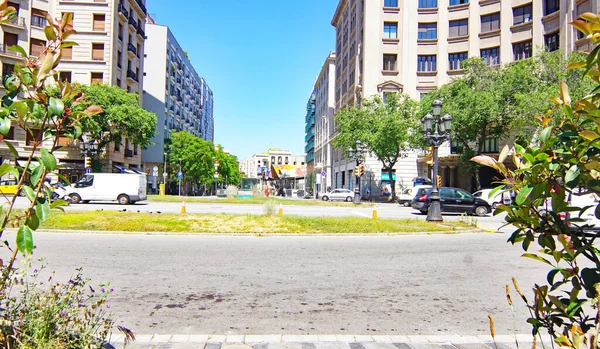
[330, 0, 600, 193]
[0, 0, 147, 182]
[312, 52, 336, 193]
[304, 90, 316, 171]
[142, 16, 214, 190]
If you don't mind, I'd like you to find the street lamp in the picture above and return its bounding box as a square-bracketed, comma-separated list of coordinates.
[348, 140, 364, 204]
[421, 100, 453, 222]
[178, 158, 182, 197]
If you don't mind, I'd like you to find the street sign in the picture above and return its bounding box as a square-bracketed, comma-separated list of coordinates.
[85, 168, 92, 174]
[152, 166, 159, 177]
[321, 171, 326, 177]
[177, 171, 183, 179]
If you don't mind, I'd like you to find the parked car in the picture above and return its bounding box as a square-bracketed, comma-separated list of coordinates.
[541, 190, 600, 232]
[411, 187, 491, 216]
[473, 188, 512, 209]
[320, 188, 354, 202]
[59, 173, 147, 205]
[0, 179, 18, 196]
[397, 185, 432, 207]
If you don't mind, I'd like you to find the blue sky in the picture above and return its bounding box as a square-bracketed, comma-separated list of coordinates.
[146, 0, 338, 160]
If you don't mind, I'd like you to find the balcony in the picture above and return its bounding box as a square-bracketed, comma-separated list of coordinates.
[136, 25, 145, 39]
[126, 69, 138, 82]
[127, 43, 137, 57]
[128, 15, 138, 31]
[131, 0, 147, 15]
[0, 43, 23, 59]
[2, 16, 25, 29]
[124, 149, 133, 158]
[118, 4, 129, 20]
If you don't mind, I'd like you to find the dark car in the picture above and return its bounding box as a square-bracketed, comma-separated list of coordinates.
[411, 187, 491, 216]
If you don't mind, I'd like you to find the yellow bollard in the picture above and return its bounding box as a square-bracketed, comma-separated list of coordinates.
[372, 208, 378, 220]
[278, 204, 283, 217]
[181, 200, 186, 214]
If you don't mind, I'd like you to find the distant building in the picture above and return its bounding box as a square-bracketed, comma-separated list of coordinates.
[304, 91, 316, 171]
[239, 149, 305, 179]
[142, 16, 214, 188]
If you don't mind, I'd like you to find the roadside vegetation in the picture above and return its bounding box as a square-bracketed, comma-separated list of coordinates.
[147, 195, 375, 206]
[41, 211, 474, 234]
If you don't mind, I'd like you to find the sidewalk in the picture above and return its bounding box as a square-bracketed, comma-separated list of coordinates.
[108, 334, 547, 349]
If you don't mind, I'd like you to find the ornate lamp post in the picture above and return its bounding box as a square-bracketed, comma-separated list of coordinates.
[348, 140, 365, 204]
[421, 100, 453, 222]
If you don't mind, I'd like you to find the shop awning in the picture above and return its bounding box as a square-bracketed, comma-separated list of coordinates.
[381, 173, 397, 181]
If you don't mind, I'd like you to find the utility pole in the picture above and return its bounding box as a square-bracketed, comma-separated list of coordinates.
[178, 158, 182, 197]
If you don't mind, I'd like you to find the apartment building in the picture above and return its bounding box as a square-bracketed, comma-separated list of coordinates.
[312, 52, 336, 193]
[330, 0, 600, 193]
[142, 17, 215, 190]
[239, 148, 305, 179]
[0, 0, 147, 181]
[304, 90, 316, 171]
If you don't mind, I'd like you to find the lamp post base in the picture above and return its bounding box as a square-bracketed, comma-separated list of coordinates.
[353, 188, 361, 204]
[426, 191, 443, 222]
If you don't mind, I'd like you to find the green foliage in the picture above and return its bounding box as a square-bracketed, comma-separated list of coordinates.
[45, 83, 157, 152]
[166, 131, 241, 187]
[0, 263, 113, 348]
[472, 14, 600, 348]
[333, 93, 420, 197]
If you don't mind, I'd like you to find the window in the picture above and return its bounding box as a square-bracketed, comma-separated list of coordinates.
[418, 0, 437, 8]
[482, 138, 499, 153]
[545, 32, 559, 52]
[75, 175, 93, 189]
[383, 54, 397, 71]
[92, 43, 104, 61]
[31, 8, 47, 28]
[481, 47, 500, 65]
[449, 19, 468, 37]
[418, 23, 437, 39]
[62, 46, 72, 60]
[384, 0, 398, 7]
[513, 5, 532, 25]
[440, 188, 455, 199]
[29, 38, 45, 57]
[59, 71, 71, 82]
[513, 40, 532, 61]
[456, 189, 473, 199]
[93, 14, 105, 31]
[2, 63, 14, 77]
[448, 52, 468, 70]
[481, 13, 500, 33]
[417, 55, 436, 72]
[544, 0, 559, 16]
[449, 0, 468, 5]
[117, 51, 122, 68]
[91, 72, 103, 84]
[116, 78, 121, 87]
[114, 141, 120, 152]
[118, 23, 123, 41]
[383, 22, 397, 39]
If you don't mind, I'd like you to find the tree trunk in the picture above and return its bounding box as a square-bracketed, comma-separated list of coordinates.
[388, 168, 396, 201]
[474, 171, 482, 192]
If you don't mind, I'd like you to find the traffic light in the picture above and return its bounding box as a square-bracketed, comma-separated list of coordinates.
[353, 166, 360, 176]
[425, 146, 434, 166]
[85, 156, 92, 169]
[436, 175, 443, 188]
[359, 164, 365, 177]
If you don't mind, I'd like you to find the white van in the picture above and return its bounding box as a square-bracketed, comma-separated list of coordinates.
[62, 173, 147, 205]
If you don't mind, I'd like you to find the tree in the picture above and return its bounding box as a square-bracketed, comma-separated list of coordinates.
[420, 52, 594, 190]
[333, 93, 420, 199]
[46, 83, 157, 153]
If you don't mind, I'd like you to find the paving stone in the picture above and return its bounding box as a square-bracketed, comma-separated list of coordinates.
[246, 336, 265, 343]
[371, 336, 393, 343]
[222, 345, 252, 349]
[406, 343, 444, 349]
[389, 336, 410, 343]
[135, 335, 155, 343]
[225, 336, 247, 343]
[152, 335, 174, 343]
[441, 344, 456, 349]
[302, 343, 318, 349]
[315, 342, 351, 349]
[362, 342, 398, 349]
[253, 343, 269, 349]
[453, 344, 491, 349]
[336, 336, 356, 342]
[393, 343, 412, 349]
[426, 336, 465, 344]
[264, 343, 305, 349]
[407, 336, 431, 344]
[282, 336, 319, 343]
[171, 343, 207, 349]
[206, 342, 223, 349]
[318, 336, 340, 342]
[209, 336, 227, 343]
[354, 336, 374, 342]
[189, 335, 210, 342]
[171, 335, 192, 343]
[262, 335, 283, 343]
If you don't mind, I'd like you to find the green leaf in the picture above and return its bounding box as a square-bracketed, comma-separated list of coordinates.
[36, 201, 50, 222]
[11, 101, 26, 118]
[48, 97, 64, 117]
[566, 299, 587, 317]
[4, 140, 19, 158]
[0, 163, 13, 177]
[44, 26, 56, 41]
[16, 225, 34, 254]
[30, 165, 43, 187]
[32, 103, 47, 119]
[39, 148, 56, 171]
[7, 44, 27, 58]
[522, 253, 553, 266]
[0, 117, 10, 136]
[50, 199, 69, 209]
[566, 165, 581, 187]
[516, 185, 534, 205]
[21, 185, 35, 202]
[539, 126, 553, 143]
[26, 213, 39, 230]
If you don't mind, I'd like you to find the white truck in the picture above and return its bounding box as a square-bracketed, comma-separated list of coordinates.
[60, 173, 147, 205]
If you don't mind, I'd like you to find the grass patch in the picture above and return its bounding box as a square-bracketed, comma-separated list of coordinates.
[147, 195, 373, 207]
[41, 211, 475, 234]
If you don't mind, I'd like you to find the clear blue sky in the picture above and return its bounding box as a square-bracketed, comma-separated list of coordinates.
[146, 0, 338, 160]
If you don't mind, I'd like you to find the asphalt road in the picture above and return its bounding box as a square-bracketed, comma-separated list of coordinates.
[13, 232, 545, 336]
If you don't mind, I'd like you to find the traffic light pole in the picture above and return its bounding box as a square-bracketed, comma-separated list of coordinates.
[354, 159, 361, 204]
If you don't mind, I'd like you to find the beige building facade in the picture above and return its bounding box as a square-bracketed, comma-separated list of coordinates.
[329, 0, 600, 193]
[239, 149, 306, 179]
[0, 0, 147, 181]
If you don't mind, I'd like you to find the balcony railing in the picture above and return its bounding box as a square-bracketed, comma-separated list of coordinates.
[126, 69, 138, 82]
[124, 149, 133, 158]
[127, 43, 137, 56]
[0, 43, 23, 57]
[118, 4, 129, 19]
[4, 16, 25, 28]
[133, 0, 147, 15]
[136, 25, 145, 38]
[128, 15, 138, 30]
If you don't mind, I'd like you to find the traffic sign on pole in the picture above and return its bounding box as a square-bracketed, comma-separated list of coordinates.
[177, 171, 183, 179]
[321, 171, 326, 177]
